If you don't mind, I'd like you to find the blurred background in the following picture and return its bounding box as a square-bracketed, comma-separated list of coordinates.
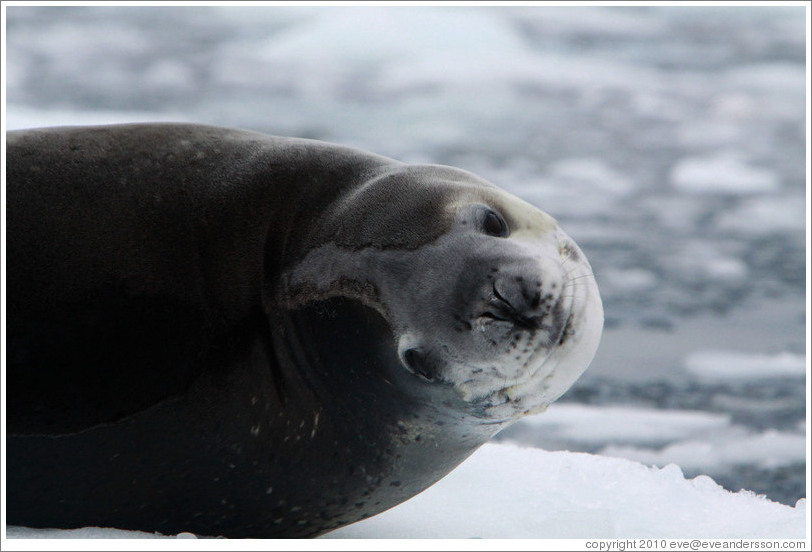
[4, 5, 807, 506]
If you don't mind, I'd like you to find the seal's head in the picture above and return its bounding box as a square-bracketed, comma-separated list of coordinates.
[283, 164, 603, 422]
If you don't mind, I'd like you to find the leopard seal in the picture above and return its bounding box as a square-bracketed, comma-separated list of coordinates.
[5, 123, 603, 537]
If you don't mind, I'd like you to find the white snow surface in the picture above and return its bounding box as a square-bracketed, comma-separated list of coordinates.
[4, 527, 195, 540]
[325, 444, 806, 539]
[5, 444, 805, 541]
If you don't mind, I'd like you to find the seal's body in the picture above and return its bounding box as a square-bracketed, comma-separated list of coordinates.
[6, 124, 603, 537]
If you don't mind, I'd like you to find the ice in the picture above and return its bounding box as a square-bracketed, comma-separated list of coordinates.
[4, 526, 182, 539]
[724, 63, 807, 95]
[676, 120, 746, 149]
[142, 60, 196, 92]
[601, 429, 806, 472]
[714, 195, 808, 236]
[638, 195, 708, 230]
[504, 6, 668, 39]
[704, 257, 749, 281]
[669, 152, 780, 195]
[502, 404, 732, 447]
[6, 445, 805, 541]
[5, 103, 193, 132]
[255, 9, 526, 78]
[547, 157, 636, 195]
[323, 444, 805, 539]
[598, 268, 658, 293]
[684, 350, 806, 382]
[662, 240, 749, 284]
[254, 8, 660, 96]
[494, 402, 806, 493]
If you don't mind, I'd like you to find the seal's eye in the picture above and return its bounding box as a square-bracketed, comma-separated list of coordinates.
[482, 209, 509, 237]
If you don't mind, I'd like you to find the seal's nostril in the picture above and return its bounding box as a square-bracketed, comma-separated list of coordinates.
[488, 281, 541, 331]
[530, 292, 541, 310]
[403, 349, 435, 382]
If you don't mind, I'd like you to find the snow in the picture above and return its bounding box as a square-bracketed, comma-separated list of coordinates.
[325, 444, 806, 540]
[4, 527, 191, 540]
[684, 350, 807, 383]
[5, 444, 806, 541]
